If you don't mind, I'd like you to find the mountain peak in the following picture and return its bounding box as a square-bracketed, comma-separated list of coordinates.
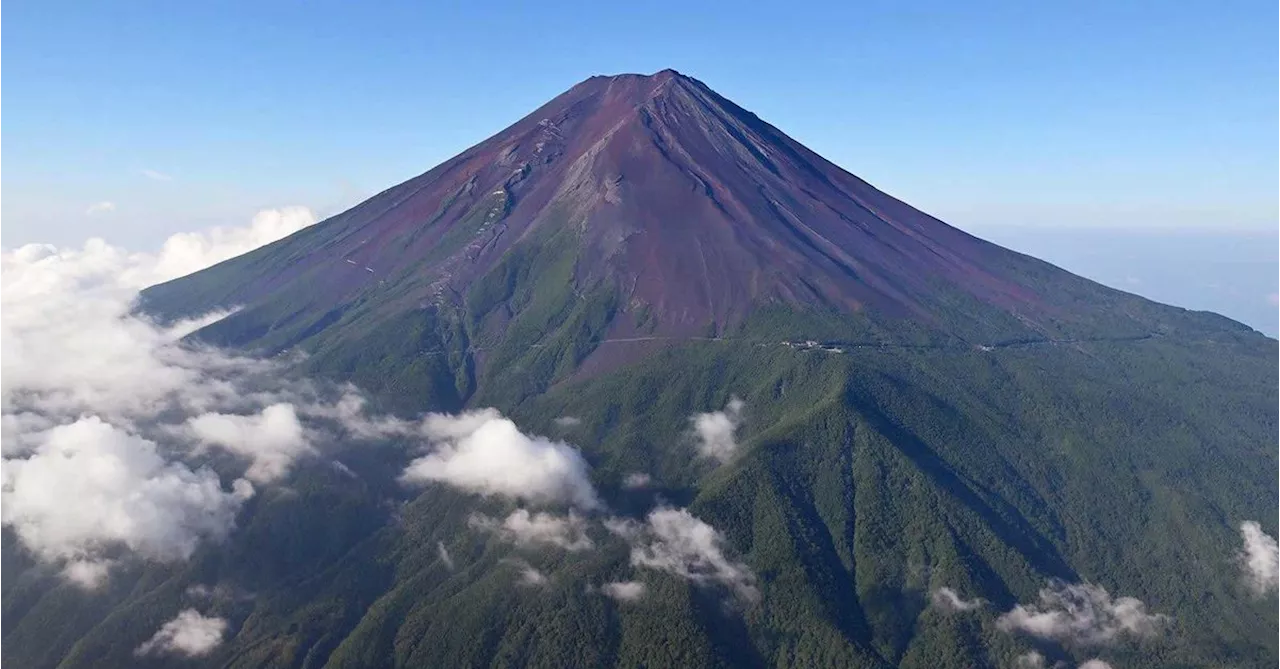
[144, 71, 1201, 377]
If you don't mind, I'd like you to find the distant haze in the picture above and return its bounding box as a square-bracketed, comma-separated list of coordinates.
[972, 227, 1279, 337]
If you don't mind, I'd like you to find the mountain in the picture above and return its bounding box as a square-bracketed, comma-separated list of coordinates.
[5, 70, 1276, 669]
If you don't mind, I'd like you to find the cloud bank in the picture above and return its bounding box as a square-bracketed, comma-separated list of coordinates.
[1238, 520, 1278, 595]
[996, 581, 1168, 647]
[691, 397, 745, 463]
[1, 208, 325, 585]
[402, 410, 601, 509]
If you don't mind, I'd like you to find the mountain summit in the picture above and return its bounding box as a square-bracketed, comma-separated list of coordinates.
[144, 70, 1240, 379]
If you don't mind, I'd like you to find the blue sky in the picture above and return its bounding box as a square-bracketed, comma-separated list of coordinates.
[3, 0, 1277, 248]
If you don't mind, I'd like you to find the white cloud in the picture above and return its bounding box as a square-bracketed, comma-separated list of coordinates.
[184, 403, 312, 483]
[1014, 651, 1047, 669]
[85, 201, 116, 215]
[0, 418, 252, 580]
[469, 509, 594, 551]
[62, 559, 114, 589]
[148, 206, 315, 283]
[135, 609, 228, 657]
[506, 559, 548, 587]
[930, 586, 983, 612]
[141, 169, 174, 181]
[1238, 520, 1278, 595]
[622, 472, 652, 489]
[553, 416, 581, 428]
[691, 397, 745, 463]
[600, 580, 646, 602]
[402, 410, 601, 509]
[437, 541, 455, 570]
[0, 208, 320, 584]
[627, 507, 757, 602]
[996, 581, 1168, 647]
[1078, 661, 1113, 669]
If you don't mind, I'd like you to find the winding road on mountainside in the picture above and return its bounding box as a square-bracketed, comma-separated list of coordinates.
[397, 332, 1162, 360]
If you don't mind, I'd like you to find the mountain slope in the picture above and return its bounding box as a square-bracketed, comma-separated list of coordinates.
[5, 70, 1276, 669]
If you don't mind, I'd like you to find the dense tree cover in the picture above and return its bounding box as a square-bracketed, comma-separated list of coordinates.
[7, 217, 1276, 668]
[4, 315, 1274, 668]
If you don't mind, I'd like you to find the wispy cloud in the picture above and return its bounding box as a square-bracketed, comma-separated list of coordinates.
[141, 169, 174, 182]
[930, 586, 983, 612]
[1238, 520, 1278, 595]
[691, 397, 745, 464]
[621, 472, 652, 489]
[618, 507, 758, 602]
[600, 580, 647, 602]
[85, 201, 116, 215]
[436, 541, 455, 570]
[135, 609, 228, 657]
[505, 558, 549, 587]
[469, 509, 594, 551]
[996, 581, 1168, 647]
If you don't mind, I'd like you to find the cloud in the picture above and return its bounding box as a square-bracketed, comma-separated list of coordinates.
[506, 559, 548, 587]
[469, 509, 594, 551]
[996, 581, 1168, 647]
[1238, 520, 1278, 595]
[85, 201, 116, 215]
[553, 416, 581, 428]
[183, 403, 312, 483]
[691, 397, 745, 463]
[621, 472, 652, 489]
[148, 206, 316, 282]
[1, 418, 252, 578]
[1078, 661, 1113, 669]
[930, 586, 983, 612]
[1, 208, 321, 585]
[1014, 651, 1048, 669]
[437, 541, 455, 570]
[600, 580, 646, 602]
[141, 169, 174, 181]
[135, 609, 228, 657]
[402, 410, 601, 509]
[62, 560, 115, 589]
[626, 507, 757, 602]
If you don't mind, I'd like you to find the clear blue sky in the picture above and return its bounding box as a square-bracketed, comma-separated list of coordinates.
[3, 0, 1277, 247]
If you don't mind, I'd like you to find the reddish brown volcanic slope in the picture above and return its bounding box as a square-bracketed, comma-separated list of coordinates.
[150, 69, 1212, 351]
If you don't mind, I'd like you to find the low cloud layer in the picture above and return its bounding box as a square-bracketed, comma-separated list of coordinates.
[135, 609, 229, 657]
[184, 404, 311, 483]
[1, 209, 330, 585]
[402, 410, 601, 509]
[1238, 520, 1278, 595]
[618, 507, 758, 602]
[996, 581, 1168, 647]
[470, 509, 594, 551]
[930, 586, 983, 612]
[1, 418, 252, 584]
[691, 397, 745, 463]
